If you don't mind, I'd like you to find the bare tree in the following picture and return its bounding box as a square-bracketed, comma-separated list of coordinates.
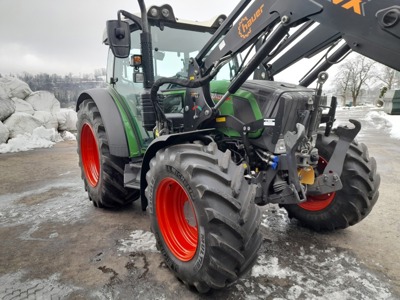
[16, 72, 106, 107]
[335, 55, 376, 106]
[335, 68, 351, 106]
[376, 65, 399, 90]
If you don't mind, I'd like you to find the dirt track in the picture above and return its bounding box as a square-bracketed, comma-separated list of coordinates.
[0, 107, 399, 299]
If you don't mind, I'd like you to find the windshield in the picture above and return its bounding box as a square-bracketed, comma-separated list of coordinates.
[125, 26, 213, 80]
[148, 26, 211, 77]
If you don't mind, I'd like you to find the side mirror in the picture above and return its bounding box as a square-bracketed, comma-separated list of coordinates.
[106, 20, 131, 58]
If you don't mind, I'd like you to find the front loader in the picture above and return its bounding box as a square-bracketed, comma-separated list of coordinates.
[76, 0, 400, 292]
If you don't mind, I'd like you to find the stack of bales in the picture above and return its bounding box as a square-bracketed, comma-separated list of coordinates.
[0, 77, 77, 144]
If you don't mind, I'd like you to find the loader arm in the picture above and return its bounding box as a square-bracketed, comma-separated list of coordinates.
[194, 0, 400, 89]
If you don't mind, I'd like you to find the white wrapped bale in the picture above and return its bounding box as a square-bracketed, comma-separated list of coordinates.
[0, 85, 8, 100]
[12, 97, 35, 115]
[25, 91, 61, 114]
[33, 111, 59, 130]
[0, 77, 32, 100]
[3, 112, 42, 138]
[0, 97, 16, 121]
[0, 121, 9, 144]
[57, 108, 77, 131]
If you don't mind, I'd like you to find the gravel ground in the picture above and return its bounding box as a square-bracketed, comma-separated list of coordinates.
[0, 107, 399, 299]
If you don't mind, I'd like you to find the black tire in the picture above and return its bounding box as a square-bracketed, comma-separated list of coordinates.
[282, 132, 380, 231]
[77, 99, 140, 208]
[145, 142, 262, 293]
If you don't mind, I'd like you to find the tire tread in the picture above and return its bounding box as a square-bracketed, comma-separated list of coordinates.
[145, 142, 261, 292]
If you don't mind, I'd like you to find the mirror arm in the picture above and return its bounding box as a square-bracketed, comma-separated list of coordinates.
[118, 10, 143, 30]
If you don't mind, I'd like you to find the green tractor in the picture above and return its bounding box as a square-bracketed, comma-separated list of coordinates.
[74, 0, 400, 292]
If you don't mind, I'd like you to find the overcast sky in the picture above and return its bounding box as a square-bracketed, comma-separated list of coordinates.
[0, 0, 238, 76]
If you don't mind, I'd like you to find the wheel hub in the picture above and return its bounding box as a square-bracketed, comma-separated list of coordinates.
[81, 123, 100, 187]
[156, 178, 198, 261]
[299, 157, 336, 211]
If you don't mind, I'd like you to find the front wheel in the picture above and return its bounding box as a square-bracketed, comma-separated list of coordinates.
[282, 132, 380, 231]
[145, 142, 262, 293]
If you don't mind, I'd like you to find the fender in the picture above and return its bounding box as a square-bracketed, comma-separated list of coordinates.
[76, 88, 129, 157]
[140, 129, 214, 210]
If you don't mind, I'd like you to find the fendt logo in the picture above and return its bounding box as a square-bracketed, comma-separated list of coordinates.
[328, 0, 366, 16]
[238, 4, 265, 39]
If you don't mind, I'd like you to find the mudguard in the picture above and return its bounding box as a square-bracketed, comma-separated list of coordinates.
[140, 129, 213, 210]
[76, 88, 129, 157]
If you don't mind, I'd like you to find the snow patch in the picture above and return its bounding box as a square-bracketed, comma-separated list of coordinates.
[61, 130, 76, 141]
[252, 256, 301, 279]
[261, 205, 291, 232]
[0, 126, 76, 154]
[364, 110, 400, 139]
[118, 230, 158, 253]
[0, 182, 88, 230]
[36, 126, 63, 141]
[248, 246, 393, 300]
[0, 126, 63, 153]
[0, 132, 54, 153]
[287, 285, 303, 300]
[49, 232, 59, 239]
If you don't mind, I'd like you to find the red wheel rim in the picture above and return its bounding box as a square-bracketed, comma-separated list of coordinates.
[299, 157, 336, 211]
[156, 178, 198, 261]
[81, 123, 100, 187]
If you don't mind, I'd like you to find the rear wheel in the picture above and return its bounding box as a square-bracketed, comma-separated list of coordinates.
[282, 132, 380, 231]
[145, 142, 262, 293]
[77, 99, 140, 208]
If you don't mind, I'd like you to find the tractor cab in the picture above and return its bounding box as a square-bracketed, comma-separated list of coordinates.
[103, 6, 235, 144]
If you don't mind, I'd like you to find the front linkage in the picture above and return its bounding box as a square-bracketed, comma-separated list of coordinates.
[249, 72, 360, 207]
